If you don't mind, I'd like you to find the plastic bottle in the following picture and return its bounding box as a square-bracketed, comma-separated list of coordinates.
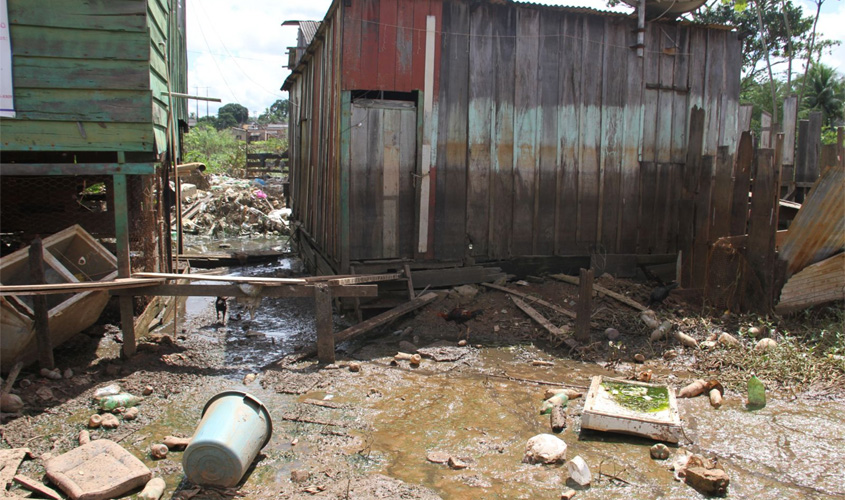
[99, 393, 142, 411]
[540, 394, 569, 415]
[747, 374, 766, 407]
[567, 456, 592, 486]
[93, 384, 121, 401]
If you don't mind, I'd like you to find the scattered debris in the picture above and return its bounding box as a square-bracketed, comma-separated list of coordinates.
[0, 448, 32, 491]
[678, 380, 707, 398]
[550, 404, 567, 433]
[674, 330, 699, 348]
[87, 414, 103, 429]
[567, 456, 592, 486]
[100, 413, 120, 429]
[532, 360, 555, 367]
[41, 368, 62, 380]
[560, 488, 577, 500]
[150, 444, 168, 460]
[78, 431, 90, 446]
[523, 434, 567, 464]
[708, 381, 725, 408]
[242, 373, 257, 385]
[123, 407, 139, 421]
[44, 439, 152, 500]
[447, 456, 469, 470]
[633, 353, 646, 363]
[0, 393, 23, 413]
[138, 477, 167, 500]
[348, 362, 361, 372]
[718, 332, 739, 346]
[755, 338, 778, 351]
[650, 321, 673, 341]
[605, 327, 620, 340]
[163, 436, 190, 451]
[650, 443, 670, 460]
[425, 451, 450, 464]
[291, 470, 310, 483]
[14, 474, 63, 500]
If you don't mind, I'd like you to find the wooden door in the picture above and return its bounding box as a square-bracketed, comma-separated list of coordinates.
[349, 99, 417, 260]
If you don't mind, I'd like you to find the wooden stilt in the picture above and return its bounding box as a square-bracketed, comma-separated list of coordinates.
[28, 237, 55, 369]
[315, 284, 335, 364]
[403, 263, 415, 300]
[113, 170, 137, 358]
[575, 268, 593, 343]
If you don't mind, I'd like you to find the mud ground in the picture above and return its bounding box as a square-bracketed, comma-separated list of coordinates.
[2, 265, 844, 499]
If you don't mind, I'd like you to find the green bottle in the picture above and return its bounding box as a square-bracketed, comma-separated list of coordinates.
[99, 393, 142, 412]
[540, 394, 569, 415]
[747, 374, 766, 408]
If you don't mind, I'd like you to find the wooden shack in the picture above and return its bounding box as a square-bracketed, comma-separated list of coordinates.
[282, 0, 741, 275]
[0, 0, 188, 268]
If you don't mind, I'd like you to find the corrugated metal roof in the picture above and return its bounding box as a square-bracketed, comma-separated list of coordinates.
[299, 21, 321, 46]
[779, 165, 845, 276]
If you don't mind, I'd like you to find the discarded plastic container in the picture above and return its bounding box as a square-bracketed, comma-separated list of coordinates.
[93, 384, 121, 401]
[183, 390, 273, 488]
[747, 374, 766, 408]
[568, 455, 592, 486]
[99, 393, 141, 411]
[540, 394, 569, 415]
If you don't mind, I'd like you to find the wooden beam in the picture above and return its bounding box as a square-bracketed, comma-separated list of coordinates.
[549, 274, 646, 311]
[511, 296, 578, 349]
[314, 284, 335, 364]
[0, 278, 165, 296]
[325, 273, 402, 286]
[334, 292, 437, 345]
[133, 272, 307, 284]
[403, 264, 415, 300]
[481, 282, 599, 327]
[29, 237, 54, 369]
[113, 171, 136, 358]
[0, 163, 156, 176]
[112, 284, 377, 298]
[574, 269, 593, 343]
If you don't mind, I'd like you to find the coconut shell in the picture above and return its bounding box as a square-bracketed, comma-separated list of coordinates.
[0, 393, 23, 413]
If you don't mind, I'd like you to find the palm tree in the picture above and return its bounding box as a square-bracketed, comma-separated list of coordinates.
[803, 64, 845, 127]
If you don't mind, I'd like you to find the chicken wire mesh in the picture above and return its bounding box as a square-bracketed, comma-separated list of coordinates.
[1, 174, 163, 274]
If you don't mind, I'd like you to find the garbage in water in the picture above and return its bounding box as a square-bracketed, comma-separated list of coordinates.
[650, 443, 671, 459]
[182, 390, 273, 488]
[581, 376, 682, 443]
[523, 434, 567, 464]
[540, 393, 569, 415]
[567, 456, 591, 486]
[98, 393, 141, 412]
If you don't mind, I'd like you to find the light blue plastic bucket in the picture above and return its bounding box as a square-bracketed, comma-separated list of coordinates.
[182, 390, 273, 487]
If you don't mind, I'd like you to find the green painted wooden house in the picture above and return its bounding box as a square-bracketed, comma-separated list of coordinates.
[0, 0, 188, 274]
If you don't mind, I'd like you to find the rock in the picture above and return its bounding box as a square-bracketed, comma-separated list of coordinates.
[138, 477, 166, 500]
[44, 439, 151, 500]
[63, 369, 74, 379]
[523, 434, 567, 464]
[162, 436, 190, 451]
[448, 456, 469, 470]
[426, 451, 451, 464]
[457, 339, 467, 347]
[718, 332, 739, 346]
[100, 414, 120, 429]
[123, 407, 139, 421]
[290, 470, 310, 483]
[243, 373, 257, 385]
[150, 444, 168, 460]
[633, 353, 646, 363]
[605, 328, 620, 341]
[398, 340, 418, 353]
[650, 443, 670, 460]
[36, 386, 54, 401]
[348, 362, 361, 372]
[567, 456, 591, 486]
[747, 326, 762, 338]
[663, 350, 678, 360]
[88, 414, 103, 429]
[651, 321, 673, 341]
[78, 431, 90, 446]
[640, 310, 661, 330]
[755, 338, 777, 351]
[40, 368, 62, 380]
[700, 340, 718, 350]
[685, 467, 730, 497]
[0, 393, 24, 413]
[453, 284, 478, 299]
[560, 488, 577, 500]
[142, 386, 154, 396]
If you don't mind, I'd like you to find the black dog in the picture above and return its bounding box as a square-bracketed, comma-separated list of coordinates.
[215, 297, 228, 323]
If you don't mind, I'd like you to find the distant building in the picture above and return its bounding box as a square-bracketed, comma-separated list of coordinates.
[231, 123, 288, 142]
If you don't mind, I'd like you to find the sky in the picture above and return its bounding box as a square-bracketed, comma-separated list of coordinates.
[186, 0, 845, 119]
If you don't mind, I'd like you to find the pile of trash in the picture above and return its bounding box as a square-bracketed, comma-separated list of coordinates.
[178, 175, 291, 238]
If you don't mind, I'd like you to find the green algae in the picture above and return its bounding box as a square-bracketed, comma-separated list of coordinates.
[601, 380, 670, 413]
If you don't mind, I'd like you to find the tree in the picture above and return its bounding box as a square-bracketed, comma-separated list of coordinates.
[803, 64, 845, 127]
[183, 122, 246, 174]
[217, 103, 249, 130]
[257, 99, 290, 124]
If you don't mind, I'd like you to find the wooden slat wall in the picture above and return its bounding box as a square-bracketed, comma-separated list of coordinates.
[290, 0, 742, 269]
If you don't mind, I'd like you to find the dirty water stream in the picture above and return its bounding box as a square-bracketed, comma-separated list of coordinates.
[15, 251, 843, 499]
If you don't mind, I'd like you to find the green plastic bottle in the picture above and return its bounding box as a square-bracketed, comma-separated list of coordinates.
[540, 394, 569, 415]
[747, 374, 766, 407]
[99, 393, 142, 412]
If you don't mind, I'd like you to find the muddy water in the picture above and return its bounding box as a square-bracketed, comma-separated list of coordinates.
[150, 262, 845, 499]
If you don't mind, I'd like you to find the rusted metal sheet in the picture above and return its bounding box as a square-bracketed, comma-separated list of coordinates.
[779, 165, 845, 276]
[777, 253, 845, 314]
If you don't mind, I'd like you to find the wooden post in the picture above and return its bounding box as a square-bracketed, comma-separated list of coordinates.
[314, 284, 335, 364]
[403, 263, 415, 300]
[680, 106, 705, 288]
[575, 268, 593, 343]
[746, 149, 779, 312]
[113, 171, 137, 358]
[28, 237, 55, 369]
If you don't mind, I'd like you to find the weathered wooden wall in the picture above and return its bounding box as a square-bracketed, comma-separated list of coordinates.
[286, 0, 742, 272]
[0, 0, 187, 156]
[287, 7, 343, 274]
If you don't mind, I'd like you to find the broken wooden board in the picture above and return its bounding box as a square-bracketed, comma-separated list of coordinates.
[581, 376, 682, 443]
[481, 282, 587, 324]
[776, 253, 845, 315]
[132, 272, 307, 285]
[550, 274, 647, 311]
[325, 273, 403, 286]
[0, 448, 32, 491]
[779, 165, 844, 276]
[511, 296, 578, 350]
[334, 292, 438, 345]
[0, 278, 164, 296]
[14, 474, 63, 500]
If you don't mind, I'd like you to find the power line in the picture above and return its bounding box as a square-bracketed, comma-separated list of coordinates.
[187, 0, 242, 106]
